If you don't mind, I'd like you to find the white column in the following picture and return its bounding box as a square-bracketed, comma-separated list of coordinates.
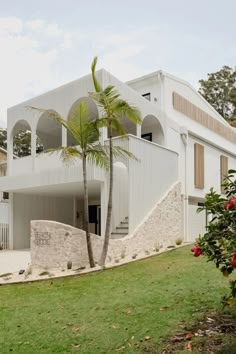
[99, 127, 107, 144]
[136, 124, 141, 138]
[7, 131, 13, 176]
[180, 127, 189, 242]
[31, 126, 36, 171]
[8, 192, 14, 249]
[100, 181, 107, 237]
[73, 197, 77, 227]
[62, 126, 67, 147]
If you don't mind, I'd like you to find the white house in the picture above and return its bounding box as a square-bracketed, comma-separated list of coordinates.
[0, 68, 236, 254]
[0, 147, 9, 249]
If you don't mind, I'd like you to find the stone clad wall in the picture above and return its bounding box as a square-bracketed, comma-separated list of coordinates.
[31, 182, 182, 270]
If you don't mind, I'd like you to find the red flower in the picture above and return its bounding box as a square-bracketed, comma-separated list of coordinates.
[225, 195, 236, 210]
[232, 252, 236, 268]
[191, 245, 202, 257]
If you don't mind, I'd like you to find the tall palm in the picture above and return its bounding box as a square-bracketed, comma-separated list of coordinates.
[90, 57, 141, 266]
[29, 102, 109, 268]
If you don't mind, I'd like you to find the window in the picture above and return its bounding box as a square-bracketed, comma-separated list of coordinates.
[141, 133, 152, 142]
[220, 155, 228, 193]
[142, 93, 151, 101]
[194, 143, 204, 189]
[2, 192, 9, 200]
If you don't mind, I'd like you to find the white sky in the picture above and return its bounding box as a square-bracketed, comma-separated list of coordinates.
[0, 0, 235, 127]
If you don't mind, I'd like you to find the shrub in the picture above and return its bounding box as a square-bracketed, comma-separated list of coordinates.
[175, 238, 183, 246]
[192, 169, 236, 307]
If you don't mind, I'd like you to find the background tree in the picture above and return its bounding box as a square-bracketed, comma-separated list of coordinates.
[30, 102, 109, 268]
[90, 57, 141, 266]
[0, 128, 43, 156]
[0, 129, 7, 150]
[199, 65, 236, 122]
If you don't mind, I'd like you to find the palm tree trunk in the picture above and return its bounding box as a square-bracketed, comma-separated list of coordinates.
[99, 128, 113, 266]
[83, 154, 95, 268]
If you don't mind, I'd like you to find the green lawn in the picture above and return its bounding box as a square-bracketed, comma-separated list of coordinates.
[0, 246, 234, 353]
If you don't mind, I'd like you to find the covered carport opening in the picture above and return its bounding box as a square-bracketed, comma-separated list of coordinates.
[10, 181, 102, 250]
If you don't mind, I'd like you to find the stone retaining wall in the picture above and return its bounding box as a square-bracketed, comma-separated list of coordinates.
[31, 182, 182, 269]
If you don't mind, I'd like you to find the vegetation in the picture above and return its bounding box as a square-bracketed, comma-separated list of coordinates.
[29, 102, 109, 268]
[90, 57, 141, 266]
[193, 170, 236, 308]
[0, 247, 235, 353]
[0, 128, 43, 157]
[199, 65, 236, 122]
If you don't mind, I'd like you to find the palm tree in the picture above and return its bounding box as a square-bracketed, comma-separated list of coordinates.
[89, 57, 142, 266]
[29, 102, 109, 268]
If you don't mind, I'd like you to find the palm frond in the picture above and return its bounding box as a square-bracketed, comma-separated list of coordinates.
[87, 142, 109, 170]
[68, 102, 100, 147]
[91, 57, 102, 93]
[111, 145, 139, 161]
[110, 118, 126, 136]
[46, 146, 82, 164]
[102, 143, 139, 162]
[113, 100, 142, 124]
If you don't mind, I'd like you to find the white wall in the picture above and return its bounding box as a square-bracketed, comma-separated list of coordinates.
[127, 135, 179, 233]
[0, 202, 8, 223]
[127, 74, 162, 107]
[112, 162, 128, 231]
[188, 204, 206, 242]
[12, 194, 74, 249]
[163, 75, 236, 155]
[187, 135, 236, 198]
[163, 74, 229, 126]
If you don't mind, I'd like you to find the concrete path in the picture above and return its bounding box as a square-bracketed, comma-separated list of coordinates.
[0, 250, 30, 274]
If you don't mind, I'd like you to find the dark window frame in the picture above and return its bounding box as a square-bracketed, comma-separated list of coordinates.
[142, 92, 151, 101]
[141, 133, 152, 142]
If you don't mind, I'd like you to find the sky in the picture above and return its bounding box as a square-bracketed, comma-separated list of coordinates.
[0, 0, 235, 127]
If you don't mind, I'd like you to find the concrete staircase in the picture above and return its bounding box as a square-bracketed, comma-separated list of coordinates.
[111, 216, 129, 239]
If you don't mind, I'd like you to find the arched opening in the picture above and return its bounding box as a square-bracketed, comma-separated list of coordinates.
[11, 120, 33, 157]
[67, 97, 99, 146]
[111, 161, 129, 237]
[36, 110, 61, 151]
[141, 115, 164, 145]
[106, 115, 137, 139]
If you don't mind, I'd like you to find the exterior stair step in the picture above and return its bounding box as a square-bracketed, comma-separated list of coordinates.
[111, 216, 129, 239]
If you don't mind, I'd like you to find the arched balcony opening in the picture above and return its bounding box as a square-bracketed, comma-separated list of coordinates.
[11, 120, 33, 157]
[36, 110, 62, 152]
[141, 115, 165, 145]
[67, 97, 99, 147]
[107, 115, 137, 139]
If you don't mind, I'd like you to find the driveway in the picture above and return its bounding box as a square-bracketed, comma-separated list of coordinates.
[0, 249, 30, 274]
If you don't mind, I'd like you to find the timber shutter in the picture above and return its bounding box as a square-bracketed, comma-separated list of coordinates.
[220, 155, 228, 193]
[194, 143, 204, 189]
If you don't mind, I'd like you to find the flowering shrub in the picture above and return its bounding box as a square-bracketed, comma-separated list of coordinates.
[192, 169, 236, 307]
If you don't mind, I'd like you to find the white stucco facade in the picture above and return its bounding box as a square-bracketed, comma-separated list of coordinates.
[1, 67, 236, 254]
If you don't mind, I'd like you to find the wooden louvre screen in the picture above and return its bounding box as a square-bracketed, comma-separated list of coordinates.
[220, 155, 228, 193]
[194, 143, 204, 189]
[173, 92, 236, 144]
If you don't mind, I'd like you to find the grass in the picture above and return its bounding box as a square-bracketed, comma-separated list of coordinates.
[0, 246, 235, 353]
